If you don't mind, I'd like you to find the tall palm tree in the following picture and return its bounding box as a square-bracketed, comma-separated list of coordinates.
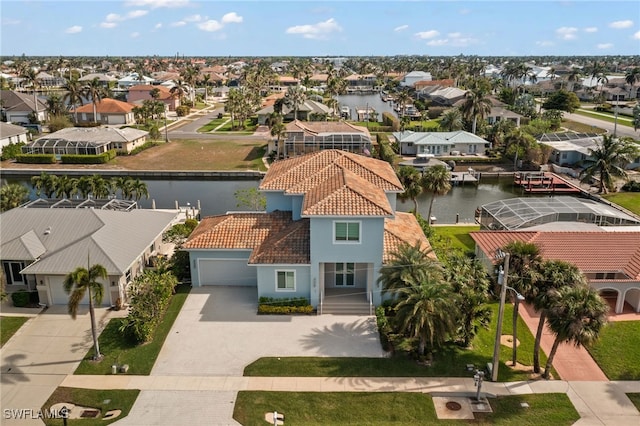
[20, 67, 41, 121]
[45, 92, 67, 117]
[578, 134, 640, 193]
[624, 67, 640, 100]
[130, 178, 149, 202]
[421, 165, 451, 225]
[285, 86, 307, 121]
[460, 87, 492, 134]
[532, 260, 587, 373]
[31, 172, 58, 198]
[378, 241, 439, 297]
[269, 113, 286, 158]
[90, 174, 111, 199]
[0, 183, 29, 211]
[439, 108, 464, 131]
[76, 176, 93, 199]
[64, 262, 107, 360]
[543, 284, 608, 379]
[63, 77, 84, 123]
[396, 166, 423, 214]
[112, 176, 133, 199]
[395, 90, 412, 118]
[53, 175, 78, 199]
[83, 77, 106, 124]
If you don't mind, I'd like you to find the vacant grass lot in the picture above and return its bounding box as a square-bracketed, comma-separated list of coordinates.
[602, 193, 640, 216]
[561, 119, 607, 134]
[112, 139, 268, 171]
[245, 302, 549, 382]
[42, 387, 139, 426]
[74, 285, 190, 375]
[575, 109, 633, 127]
[429, 225, 481, 257]
[0, 316, 29, 347]
[586, 321, 640, 380]
[233, 392, 578, 426]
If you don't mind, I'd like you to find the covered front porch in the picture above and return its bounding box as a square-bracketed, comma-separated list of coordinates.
[317, 262, 378, 315]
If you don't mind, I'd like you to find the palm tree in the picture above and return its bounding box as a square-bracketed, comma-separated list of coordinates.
[112, 176, 133, 199]
[53, 175, 78, 199]
[20, 67, 41, 122]
[421, 165, 451, 225]
[45, 92, 67, 117]
[285, 86, 307, 121]
[90, 174, 111, 199]
[439, 108, 464, 131]
[269, 113, 286, 158]
[63, 77, 84, 123]
[532, 260, 587, 373]
[130, 178, 149, 201]
[83, 77, 106, 124]
[31, 172, 58, 198]
[378, 241, 438, 297]
[460, 87, 492, 134]
[396, 166, 423, 214]
[624, 67, 640, 100]
[579, 135, 640, 193]
[64, 262, 107, 360]
[395, 90, 412, 118]
[0, 183, 29, 211]
[76, 176, 93, 199]
[542, 284, 608, 379]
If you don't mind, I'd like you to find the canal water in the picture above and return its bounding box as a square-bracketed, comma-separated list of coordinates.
[335, 94, 397, 122]
[5, 175, 527, 224]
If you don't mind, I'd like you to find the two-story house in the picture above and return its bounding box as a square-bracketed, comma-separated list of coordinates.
[183, 150, 431, 313]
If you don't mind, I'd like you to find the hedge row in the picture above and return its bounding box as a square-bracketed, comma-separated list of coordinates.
[258, 296, 310, 307]
[382, 112, 400, 131]
[60, 149, 116, 164]
[257, 304, 314, 315]
[128, 141, 160, 156]
[15, 154, 56, 164]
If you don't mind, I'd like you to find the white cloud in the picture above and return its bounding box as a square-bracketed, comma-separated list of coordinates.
[536, 40, 555, 46]
[131, 32, 140, 38]
[106, 13, 122, 23]
[425, 32, 477, 47]
[394, 24, 408, 32]
[65, 25, 82, 34]
[609, 20, 633, 29]
[448, 32, 461, 38]
[125, 0, 189, 8]
[100, 22, 117, 29]
[597, 43, 613, 49]
[170, 21, 186, 27]
[155, 23, 162, 29]
[184, 15, 204, 23]
[127, 10, 148, 19]
[102, 9, 147, 28]
[221, 12, 243, 24]
[286, 18, 342, 40]
[426, 39, 448, 47]
[584, 27, 598, 33]
[634, 30, 640, 40]
[556, 26, 578, 40]
[2, 18, 21, 25]
[197, 20, 223, 32]
[415, 30, 439, 39]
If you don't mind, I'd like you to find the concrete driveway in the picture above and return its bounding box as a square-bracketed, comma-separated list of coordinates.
[152, 286, 385, 376]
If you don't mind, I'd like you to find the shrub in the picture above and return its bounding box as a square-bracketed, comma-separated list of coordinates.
[60, 152, 112, 164]
[375, 305, 393, 352]
[621, 180, 640, 192]
[15, 154, 56, 164]
[427, 107, 447, 119]
[129, 141, 160, 156]
[11, 290, 29, 307]
[0, 142, 25, 161]
[47, 115, 73, 132]
[258, 297, 314, 314]
[176, 105, 191, 117]
[382, 112, 399, 131]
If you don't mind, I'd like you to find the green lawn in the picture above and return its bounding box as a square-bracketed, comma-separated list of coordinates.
[233, 392, 578, 425]
[74, 285, 190, 375]
[561, 119, 607, 134]
[42, 387, 139, 426]
[586, 321, 640, 380]
[245, 303, 549, 382]
[0, 316, 29, 347]
[197, 116, 229, 132]
[574, 109, 633, 127]
[627, 393, 640, 411]
[429, 225, 481, 257]
[602, 193, 640, 216]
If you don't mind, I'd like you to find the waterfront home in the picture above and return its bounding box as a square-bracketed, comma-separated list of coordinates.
[394, 130, 489, 156]
[127, 84, 180, 111]
[0, 90, 48, 125]
[71, 98, 136, 125]
[0, 122, 30, 153]
[278, 120, 372, 157]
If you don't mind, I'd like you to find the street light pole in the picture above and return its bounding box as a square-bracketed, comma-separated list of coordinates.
[491, 251, 510, 382]
[506, 286, 525, 367]
[164, 107, 169, 143]
[613, 94, 619, 137]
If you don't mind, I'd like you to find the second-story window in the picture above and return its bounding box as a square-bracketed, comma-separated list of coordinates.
[335, 221, 360, 243]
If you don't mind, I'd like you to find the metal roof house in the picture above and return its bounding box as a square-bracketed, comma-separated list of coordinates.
[0, 208, 179, 307]
[393, 130, 489, 156]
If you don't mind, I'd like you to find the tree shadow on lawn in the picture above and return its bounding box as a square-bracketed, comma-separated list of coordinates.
[241, 145, 266, 163]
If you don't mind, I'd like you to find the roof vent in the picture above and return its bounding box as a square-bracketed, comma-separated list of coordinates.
[44, 226, 51, 235]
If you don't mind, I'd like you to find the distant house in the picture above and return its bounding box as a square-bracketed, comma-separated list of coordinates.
[401, 71, 432, 88]
[486, 99, 522, 127]
[394, 130, 489, 156]
[35, 71, 66, 88]
[127, 84, 179, 111]
[183, 149, 431, 313]
[0, 208, 178, 306]
[0, 90, 48, 124]
[419, 86, 467, 106]
[117, 73, 154, 89]
[256, 99, 331, 125]
[344, 74, 377, 92]
[470, 230, 640, 314]
[279, 120, 372, 157]
[0, 122, 29, 153]
[538, 133, 603, 166]
[22, 126, 148, 156]
[79, 73, 118, 87]
[72, 98, 136, 125]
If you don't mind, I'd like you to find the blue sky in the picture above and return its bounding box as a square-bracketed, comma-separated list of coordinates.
[2, 0, 639, 57]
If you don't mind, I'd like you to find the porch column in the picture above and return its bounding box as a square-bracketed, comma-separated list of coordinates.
[615, 290, 625, 314]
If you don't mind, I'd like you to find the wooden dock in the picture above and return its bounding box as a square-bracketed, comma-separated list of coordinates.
[514, 172, 582, 194]
[451, 172, 478, 183]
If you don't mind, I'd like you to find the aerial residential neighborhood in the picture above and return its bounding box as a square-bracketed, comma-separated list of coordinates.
[1, 1, 640, 425]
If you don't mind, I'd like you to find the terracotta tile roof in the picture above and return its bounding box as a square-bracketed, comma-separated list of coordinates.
[74, 98, 135, 114]
[128, 84, 173, 99]
[285, 119, 369, 136]
[384, 212, 435, 263]
[249, 218, 310, 264]
[184, 211, 294, 251]
[470, 231, 640, 280]
[260, 150, 403, 217]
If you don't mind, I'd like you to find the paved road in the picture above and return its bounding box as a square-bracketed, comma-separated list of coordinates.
[563, 111, 639, 139]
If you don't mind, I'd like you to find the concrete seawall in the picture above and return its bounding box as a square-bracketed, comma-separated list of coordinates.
[0, 169, 265, 181]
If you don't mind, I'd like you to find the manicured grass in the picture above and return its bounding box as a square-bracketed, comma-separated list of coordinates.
[0, 316, 29, 347]
[233, 392, 578, 425]
[602, 193, 640, 216]
[216, 118, 258, 133]
[197, 116, 229, 132]
[561, 119, 607, 134]
[245, 303, 549, 382]
[574, 109, 633, 127]
[429, 225, 480, 257]
[41, 387, 139, 426]
[112, 139, 268, 171]
[74, 285, 190, 375]
[627, 393, 640, 411]
[586, 321, 640, 380]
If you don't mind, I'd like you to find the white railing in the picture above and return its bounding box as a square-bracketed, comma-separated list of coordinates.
[369, 291, 373, 316]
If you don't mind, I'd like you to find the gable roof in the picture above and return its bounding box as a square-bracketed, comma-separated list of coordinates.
[74, 98, 135, 114]
[383, 212, 435, 263]
[33, 126, 148, 145]
[128, 84, 173, 100]
[260, 150, 403, 217]
[0, 209, 177, 275]
[393, 130, 488, 145]
[0, 121, 28, 139]
[0, 90, 47, 112]
[285, 120, 369, 137]
[470, 230, 640, 280]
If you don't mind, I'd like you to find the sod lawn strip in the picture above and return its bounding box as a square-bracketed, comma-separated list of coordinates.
[74, 285, 190, 375]
[602, 193, 640, 217]
[626, 393, 640, 411]
[0, 316, 29, 347]
[586, 321, 640, 380]
[429, 225, 480, 257]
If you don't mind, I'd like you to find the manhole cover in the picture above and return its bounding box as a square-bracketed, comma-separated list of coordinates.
[446, 401, 462, 411]
[80, 410, 100, 418]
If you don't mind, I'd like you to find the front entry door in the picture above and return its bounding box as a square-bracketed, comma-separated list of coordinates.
[335, 263, 355, 286]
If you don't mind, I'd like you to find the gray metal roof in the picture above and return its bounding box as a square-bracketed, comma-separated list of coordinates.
[0, 122, 28, 139]
[0, 208, 177, 275]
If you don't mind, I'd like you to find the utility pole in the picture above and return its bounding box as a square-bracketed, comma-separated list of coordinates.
[491, 251, 510, 382]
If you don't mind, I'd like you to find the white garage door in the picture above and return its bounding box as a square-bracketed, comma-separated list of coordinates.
[198, 259, 257, 286]
[48, 276, 93, 306]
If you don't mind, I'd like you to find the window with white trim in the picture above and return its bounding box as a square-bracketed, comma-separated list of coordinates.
[276, 270, 295, 291]
[336, 263, 355, 286]
[334, 221, 360, 243]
